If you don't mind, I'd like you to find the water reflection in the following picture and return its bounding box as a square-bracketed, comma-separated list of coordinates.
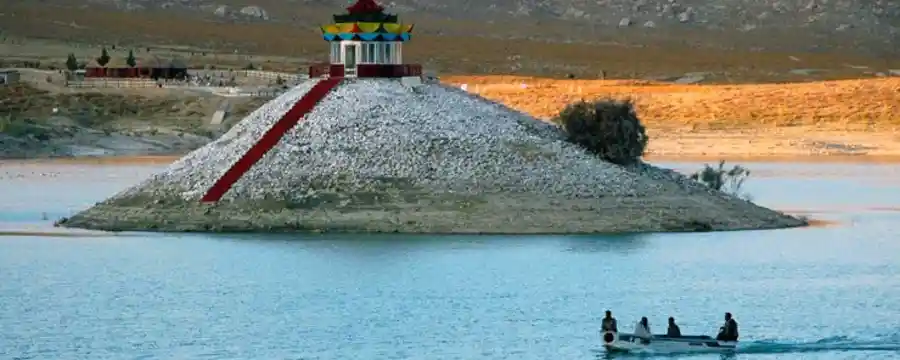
[560, 234, 650, 254]
[213, 232, 653, 256]
[216, 232, 506, 247]
[205, 232, 535, 256]
[593, 349, 739, 359]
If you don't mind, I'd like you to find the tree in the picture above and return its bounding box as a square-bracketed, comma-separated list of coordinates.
[65, 53, 78, 71]
[126, 49, 136, 67]
[96, 47, 110, 67]
[690, 160, 750, 197]
[556, 98, 648, 165]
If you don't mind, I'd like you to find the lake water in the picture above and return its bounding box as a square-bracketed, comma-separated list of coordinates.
[1, 161, 899, 359]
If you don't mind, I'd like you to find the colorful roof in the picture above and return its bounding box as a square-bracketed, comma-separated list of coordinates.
[320, 22, 414, 41]
[322, 0, 413, 41]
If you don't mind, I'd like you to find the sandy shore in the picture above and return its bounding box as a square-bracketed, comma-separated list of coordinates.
[441, 76, 900, 163]
[647, 128, 900, 163]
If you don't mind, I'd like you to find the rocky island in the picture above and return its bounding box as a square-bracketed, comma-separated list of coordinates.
[57, 76, 806, 233]
[56, 0, 806, 233]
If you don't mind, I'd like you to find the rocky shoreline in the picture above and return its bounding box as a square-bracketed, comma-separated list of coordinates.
[0, 127, 214, 160]
[56, 191, 805, 234]
[0, 79, 268, 161]
[57, 161, 808, 234]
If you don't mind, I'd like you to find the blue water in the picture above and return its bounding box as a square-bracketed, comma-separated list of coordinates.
[1, 161, 899, 359]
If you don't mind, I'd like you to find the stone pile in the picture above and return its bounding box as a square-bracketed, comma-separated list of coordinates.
[59, 78, 806, 233]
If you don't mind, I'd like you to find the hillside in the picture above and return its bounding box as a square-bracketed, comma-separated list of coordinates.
[442, 76, 900, 130]
[5, 0, 898, 46]
[441, 76, 900, 159]
[0, 82, 267, 158]
[1, 0, 899, 81]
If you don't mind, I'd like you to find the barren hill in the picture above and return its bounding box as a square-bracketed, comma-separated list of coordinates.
[442, 76, 900, 129]
[1, 0, 899, 80]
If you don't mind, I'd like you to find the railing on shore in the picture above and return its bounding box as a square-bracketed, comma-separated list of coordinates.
[185, 69, 308, 80]
[67, 70, 308, 89]
[248, 90, 285, 98]
[241, 70, 307, 82]
[65, 79, 158, 88]
[209, 87, 287, 98]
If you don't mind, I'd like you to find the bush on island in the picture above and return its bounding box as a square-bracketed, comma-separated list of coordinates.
[690, 160, 750, 196]
[556, 98, 648, 165]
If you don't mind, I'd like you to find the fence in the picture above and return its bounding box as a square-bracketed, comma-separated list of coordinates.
[242, 70, 306, 82]
[246, 89, 286, 98]
[208, 87, 286, 98]
[62, 76, 297, 92]
[66, 79, 158, 88]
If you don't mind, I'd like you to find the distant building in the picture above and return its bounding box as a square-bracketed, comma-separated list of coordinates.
[0, 69, 20, 85]
[83, 56, 135, 78]
[83, 56, 188, 80]
[146, 57, 189, 80]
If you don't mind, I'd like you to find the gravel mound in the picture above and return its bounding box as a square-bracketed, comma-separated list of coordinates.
[59, 78, 806, 233]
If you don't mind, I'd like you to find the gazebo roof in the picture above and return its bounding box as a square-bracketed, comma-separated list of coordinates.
[346, 0, 384, 14]
[333, 0, 397, 23]
[323, 0, 414, 41]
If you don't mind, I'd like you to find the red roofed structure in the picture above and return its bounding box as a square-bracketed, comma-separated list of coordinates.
[346, 0, 384, 14]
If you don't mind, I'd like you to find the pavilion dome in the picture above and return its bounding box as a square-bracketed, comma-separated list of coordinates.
[321, 0, 413, 42]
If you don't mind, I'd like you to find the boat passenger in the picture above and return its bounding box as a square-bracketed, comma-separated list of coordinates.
[716, 312, 739, 342]
[601, 310, 618, 332]
[667, 317, 681, 337]
[634, 317, 652, 343]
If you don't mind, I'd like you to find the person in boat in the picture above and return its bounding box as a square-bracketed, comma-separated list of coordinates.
[601, 310, 618, 332]
[634, 316, 652, 343]
[716, 312, 739, 342]
[667, 317, 682, 337]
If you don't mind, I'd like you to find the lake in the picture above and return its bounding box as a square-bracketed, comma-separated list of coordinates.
[1, 161, 899, 359]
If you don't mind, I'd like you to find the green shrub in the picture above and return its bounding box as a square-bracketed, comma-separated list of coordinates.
[690, 160, 750, 196]
[556, 99, 648, 165]
[0, 116, 51, 140]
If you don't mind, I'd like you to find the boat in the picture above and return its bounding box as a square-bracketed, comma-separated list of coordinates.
[601, 331, 738, 354]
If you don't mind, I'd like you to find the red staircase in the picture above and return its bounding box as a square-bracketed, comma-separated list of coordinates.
[200, 77, 344, 202]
